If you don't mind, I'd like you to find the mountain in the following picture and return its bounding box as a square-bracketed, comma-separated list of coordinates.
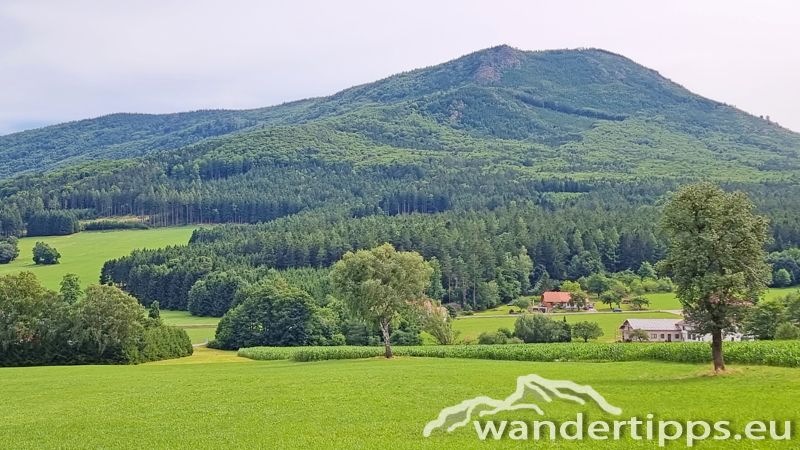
[2, 45, 798, 180]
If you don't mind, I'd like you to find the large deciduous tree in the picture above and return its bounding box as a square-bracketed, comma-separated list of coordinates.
[330, 243, 432, 358]
[658, 183, 770, 372]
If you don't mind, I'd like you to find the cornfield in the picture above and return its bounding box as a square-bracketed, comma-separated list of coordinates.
[238, 341, 800, 367]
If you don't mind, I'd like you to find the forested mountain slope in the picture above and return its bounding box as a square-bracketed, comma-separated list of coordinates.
[2, 45, 798, 180]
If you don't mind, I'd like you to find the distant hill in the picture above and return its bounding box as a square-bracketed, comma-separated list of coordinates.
[2, 45, 798, 180]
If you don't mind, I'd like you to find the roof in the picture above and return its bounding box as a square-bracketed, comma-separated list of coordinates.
[541, 291, 573, 303]
[618, 319, 684, 331]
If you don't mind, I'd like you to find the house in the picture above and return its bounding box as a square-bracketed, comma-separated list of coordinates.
[540, 291, 590, 310]
[618, 318, 748, 342]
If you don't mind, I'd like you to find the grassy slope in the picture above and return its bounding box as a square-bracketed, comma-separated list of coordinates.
[454, 312, 684, 342]
[0, 226, 198, 290]
[160, 311, 220, 344]
[0, 348, 797, 449]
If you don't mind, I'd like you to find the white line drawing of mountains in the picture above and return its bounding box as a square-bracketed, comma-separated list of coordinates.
[423, 374, 622, 437]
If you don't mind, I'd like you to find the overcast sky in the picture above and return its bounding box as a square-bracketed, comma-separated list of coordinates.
[1, 0, 798, 135]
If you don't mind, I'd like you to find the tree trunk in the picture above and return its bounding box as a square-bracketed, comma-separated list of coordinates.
[380, 319, 393, 359]
[712, 328, 725, 372]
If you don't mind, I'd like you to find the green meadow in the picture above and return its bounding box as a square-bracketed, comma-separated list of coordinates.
[0, 226, 199, 290]
[454, 312, 683, 342]
[0, 347, 797, 449]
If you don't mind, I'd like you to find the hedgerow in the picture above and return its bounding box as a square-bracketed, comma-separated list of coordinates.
[238, 341, 800, 367]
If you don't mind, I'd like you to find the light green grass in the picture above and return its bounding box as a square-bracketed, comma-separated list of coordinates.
[182, 327, 217, 344]
[160, 310, 220, 326]
[454, 312, 683, 343]
[0, 226, 199, 290]
[0, 351, 797, 449]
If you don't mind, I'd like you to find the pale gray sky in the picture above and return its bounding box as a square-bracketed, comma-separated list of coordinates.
[1, 0, 798, 135]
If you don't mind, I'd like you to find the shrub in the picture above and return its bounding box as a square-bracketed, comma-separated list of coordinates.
[0, 237, 20, 264]
[498, 327, 513, 338]
[32, 242, 60, 265]
[514, 313, 571, 343]
[330, 334, 347, 346]
[507, 337, 524, 344]
[774, 323, 800, 340]
[478, 331, 508, 345]
[81, 220, 150, 231]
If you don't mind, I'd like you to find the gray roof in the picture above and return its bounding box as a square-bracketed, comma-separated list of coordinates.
[619, 318, 684, 331]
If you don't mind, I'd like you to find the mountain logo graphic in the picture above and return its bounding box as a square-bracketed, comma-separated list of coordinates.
[423, 374, 622, 437]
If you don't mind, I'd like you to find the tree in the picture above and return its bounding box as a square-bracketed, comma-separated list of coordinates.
[32, 242, 60, 265]
[75, 285, 145, 359]
[774, 322, 800, 340]
[59, 274, 82, 304]
[148, 300, 161, 319]
[569, 291, 588, 308]
[512, 297, 531, 311]
[630, 295, 650, 310]
[744, 298, 785, 340]
[213, 278, 318, 349]
[513, 313, 571, 343]
[585, 273, 612, 295]
[637, 261, 657, 280]
[571, 321, 604, 342]
[600, 289, 623, 308]
[330, 243, 433, 358]
[629, 329, 650, 342]
[773, 269, 792, 288]
[560, 280, 582, 293]
[0, 236, 20, 264]
[658, 183, 770, 371]
[418, 301, 460, 345]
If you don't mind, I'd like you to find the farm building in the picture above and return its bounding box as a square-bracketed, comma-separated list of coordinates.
[618, 318, 747, 342]
[540, 291, 590, 310]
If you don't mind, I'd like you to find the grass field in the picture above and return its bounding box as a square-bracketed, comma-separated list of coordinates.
[0, 226, 199, 290]
[159, 311, 219, 344]
[454, 312, 683, 342]
[0, 347, 797, 449]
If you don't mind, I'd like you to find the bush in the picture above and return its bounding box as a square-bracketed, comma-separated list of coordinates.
[511, 297, 531, 311]
[498, 327, 513, 338]
[330, 334, 347, 346]
[514, 313, 571, 343]
[212, 279, 317, 350]
[774, 323, 800, 340]
[0, 274, 191, 366]
[81, 220, 150, 231]
[0, 237, 20, 264]
[478, 331, 508, 345]
[238, 341, 800, 367]
[32, 242, 60, 265]
[508, 337, 524, 344]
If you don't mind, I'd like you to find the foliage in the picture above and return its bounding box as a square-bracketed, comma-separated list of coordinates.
[513, 313, 571, 343]
[59, 273, 82, 304]
[0, 236, 19, 264]
[418, 301, 460, 345]
[211, 278, 319, 350]
[0, 272, 191, 366]
[26, 211, 80, 237]
[571, 321, 604, 342]
[239, 340, 800, 367]
[773, 268, 792, 288]
[148, 300, 161, 319]
[774, 322, 800, 340]
[659, 183, 770, 371]
[81, 220, 150, 231]
[628, 329, 650, 342]
[32, 242, 60, 265]
[329, 243, 432, 357]
[477, 331, 508, 345]
[630, 295, 651, 310]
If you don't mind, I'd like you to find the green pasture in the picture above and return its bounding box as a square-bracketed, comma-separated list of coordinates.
[454, 312, 683, 342]
[0, 347, 797, 449]
[0, 226, 199, 290]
